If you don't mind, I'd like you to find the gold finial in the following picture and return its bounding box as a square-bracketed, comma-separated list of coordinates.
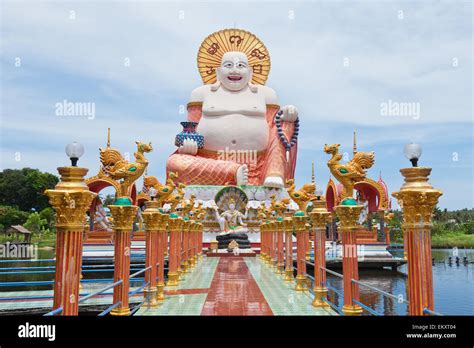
[353, 129, 357, 156]
[311, 162, 315, 184]
[107, 128, 111, 148]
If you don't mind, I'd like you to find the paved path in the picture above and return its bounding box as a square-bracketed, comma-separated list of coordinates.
[137, 256, 336, 316]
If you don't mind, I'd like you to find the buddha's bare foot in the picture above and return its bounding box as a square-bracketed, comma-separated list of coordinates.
[236, 165, 249, 186]
[264, 176, 284, 188]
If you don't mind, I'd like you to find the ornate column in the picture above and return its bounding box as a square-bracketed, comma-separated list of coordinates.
[259, 222, 266, 260]
[157, 213, 169, 302]
[336, 203, 363, 316]
[197, 221, 204, 259]
[392, 167, 442, 315]
[270, 221, 277, 268]
[141, 200, 160, 308]
[188, 222, 196, 268]
[276, 219, 284, 274]
[45, 166, 96, 315]
[283, 213, 294, 282]
[309, 198, 331, 308]
[293, 214, 307, 292]
[109, 204, 139, 316]
[181, 219, 190, 274]
[167, 214, 182, 287]
[305, 226, 311, 261]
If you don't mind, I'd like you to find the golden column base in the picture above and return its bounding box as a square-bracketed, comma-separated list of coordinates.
[264, 255, 271, 265]
[181, 261, 189, 274]
[342, 304, 363, 316]
[284, 268, 294, 282]
[177, 266, 183, 280]
[156, 282, 165, 302]
[166, 272, 179, 287]
[295, 274, 307, 292]
[143, 286, 159, 308]
[110, 307, 131, 316]
[276, 263, 285, 275]
[312, 287, 330, 308]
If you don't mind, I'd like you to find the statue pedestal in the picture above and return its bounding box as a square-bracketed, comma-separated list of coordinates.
[206, 248, 256, 258]
[184, 185, 295, 249]
[216, 231, 252, 249]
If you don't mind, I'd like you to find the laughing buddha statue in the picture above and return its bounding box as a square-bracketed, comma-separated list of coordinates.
[166, 29, 299, 188]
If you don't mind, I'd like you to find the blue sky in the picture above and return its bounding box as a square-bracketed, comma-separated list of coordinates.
[1, 1, 472, 209]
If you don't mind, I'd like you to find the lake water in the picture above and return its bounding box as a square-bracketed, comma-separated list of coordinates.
[0, 248, 472, 315]
[326, 249, 474, 315]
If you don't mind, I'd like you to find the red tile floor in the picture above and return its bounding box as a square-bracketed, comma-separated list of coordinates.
[201, 257, 273, 315]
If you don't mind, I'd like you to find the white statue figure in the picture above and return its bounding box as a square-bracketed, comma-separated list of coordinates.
[215, 198, 249, 233]
[167, 29, 299, 189]
[94, 200, 112, 232]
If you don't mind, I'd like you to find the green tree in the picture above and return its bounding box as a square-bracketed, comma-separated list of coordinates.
[0, 168, 58, 211]
[39, 207, 55, 231]
[102, 194, 115, 208]
[0, 205, 30, 231]
[24, 212, 48, 235]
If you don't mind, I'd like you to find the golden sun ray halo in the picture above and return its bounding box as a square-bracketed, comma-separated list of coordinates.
[197, 28, 271, 85]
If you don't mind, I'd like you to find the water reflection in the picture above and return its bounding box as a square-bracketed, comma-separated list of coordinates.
[1, 248, 472, 315]
[326, 249, 473, 315]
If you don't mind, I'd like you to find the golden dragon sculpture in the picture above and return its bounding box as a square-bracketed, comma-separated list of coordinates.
[97, 140, 153, 201]
[270, 195, 290, 218]
[143, 172, 179, 206]
[324, 143, 375, 200]
[285, 178, 316, 213]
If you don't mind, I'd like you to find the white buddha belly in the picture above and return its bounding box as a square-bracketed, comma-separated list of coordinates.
[197, 88, 269, 152]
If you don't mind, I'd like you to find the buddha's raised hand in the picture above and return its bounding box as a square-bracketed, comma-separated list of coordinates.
[280, 105, 298, 122]
[178, 138, 198, 155]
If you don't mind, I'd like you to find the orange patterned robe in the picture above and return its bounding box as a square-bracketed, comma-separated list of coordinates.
[166, 103, 297, 185]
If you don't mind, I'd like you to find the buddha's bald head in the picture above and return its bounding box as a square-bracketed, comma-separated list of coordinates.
[216, 51, 253, 91]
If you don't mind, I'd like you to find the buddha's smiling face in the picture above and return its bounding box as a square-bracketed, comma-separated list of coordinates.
[217, 52, 252, 91]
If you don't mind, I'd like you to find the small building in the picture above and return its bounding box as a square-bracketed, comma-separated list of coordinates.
[3, 225, 32, 244]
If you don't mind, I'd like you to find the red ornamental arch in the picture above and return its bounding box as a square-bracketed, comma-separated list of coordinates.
[86, 178, 138, 215]
[325, 178, 341, 212]
[325, 178, 389, 213]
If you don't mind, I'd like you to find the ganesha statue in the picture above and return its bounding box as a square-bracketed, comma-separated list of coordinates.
[166, 29, 299, 188]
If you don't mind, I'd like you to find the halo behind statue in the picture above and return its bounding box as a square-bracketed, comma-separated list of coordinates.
[197, 28, 271, 85]
[214, 186, 248, 213]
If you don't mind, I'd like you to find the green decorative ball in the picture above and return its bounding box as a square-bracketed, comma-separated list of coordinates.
[114, 197, 132, 206]
[341, 198, 357, 206]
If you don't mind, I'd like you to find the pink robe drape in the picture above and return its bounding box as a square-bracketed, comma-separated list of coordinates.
[166, 103, 297, 185]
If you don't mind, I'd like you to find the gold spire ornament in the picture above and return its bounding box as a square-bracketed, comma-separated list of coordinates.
[197, 28, 271, 85]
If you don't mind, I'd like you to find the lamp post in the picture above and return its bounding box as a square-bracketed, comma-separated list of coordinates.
[109, 203, 139, 316]
[283, 211, 294, 282]
[45, 142, 96, 315]
[141, 189, 160, 308]
[293, 214, 308, 292]
[157, 212, 168, 302]
[393, 144, 442, 315]
[181, 219, 190, 274]
[167, 214, 182, 287]
[276, 219, 284, 274]
[309, 191, 331, 307]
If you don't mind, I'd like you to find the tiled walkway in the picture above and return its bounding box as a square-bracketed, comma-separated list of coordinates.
[0, 257, 337, 315]
[136, 256, 337, 316]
